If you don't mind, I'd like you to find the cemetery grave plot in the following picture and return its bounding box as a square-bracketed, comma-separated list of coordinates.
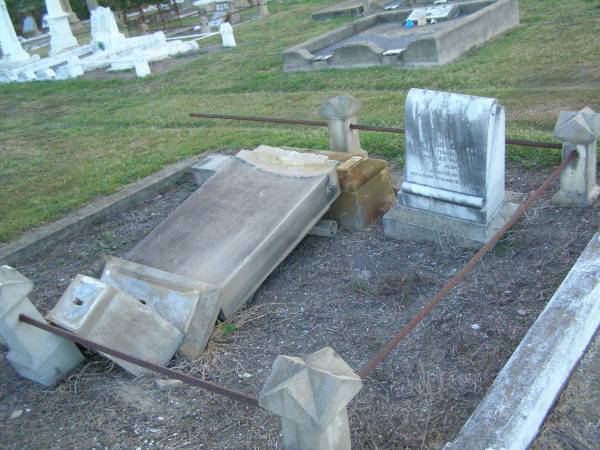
[283, 0, 519, 71]
[0, 159, 598, 449]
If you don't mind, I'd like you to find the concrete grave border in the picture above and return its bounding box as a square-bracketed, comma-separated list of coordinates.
[445, 230, 600, 450]
[0, 156, 201, 267]
[283, 0, 519, 72]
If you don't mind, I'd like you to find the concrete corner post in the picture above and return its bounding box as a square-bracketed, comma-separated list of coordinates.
[0, 266, 85, 387]
[259, 347, 362, 450]
[552, 107, 600, 207]
[320, 95, 368, 157]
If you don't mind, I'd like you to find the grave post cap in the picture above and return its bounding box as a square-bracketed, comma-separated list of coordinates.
[554, 107, 600, 144]
[0, 266, 33, 314]
[259, 346, 362, 429]
[320, 95, 362, 120]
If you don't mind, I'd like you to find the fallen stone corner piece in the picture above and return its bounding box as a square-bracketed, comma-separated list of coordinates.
[320, 95, 367, 157]
[100, 256, 220, 359]
[552, 107, 600, 207]
[0, 265, 84, 387]
[47, 274, 183, 376]
[259, 347, 362, 450]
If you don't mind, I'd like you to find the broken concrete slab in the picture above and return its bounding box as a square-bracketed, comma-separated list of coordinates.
[47, 275, 183, 376]
[100, 256, 220, 359]
[0, 266, 84, 387]
[127, 146, 340, 318]
[444, 230, 600, 450]
[190, 154, 234, 187]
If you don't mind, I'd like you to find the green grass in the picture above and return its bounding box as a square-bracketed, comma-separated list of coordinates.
[0, 0, 599, 243]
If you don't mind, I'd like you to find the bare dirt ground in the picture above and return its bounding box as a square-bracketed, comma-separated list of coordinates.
[0, 160, 598, 449]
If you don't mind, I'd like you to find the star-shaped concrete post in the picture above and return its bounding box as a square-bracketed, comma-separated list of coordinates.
[552, 107, 600, 207]
[259, 347, 362, 450]
[0, 265, 84, 386]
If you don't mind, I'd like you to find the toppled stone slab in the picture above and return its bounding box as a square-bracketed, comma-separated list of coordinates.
[0, 266, 84, 387]
[127, 146, 340, 318]
[100, 257, 220, 359]
[191, 154, 234, 187]
[47, 275, 183, 376]
[445, 230, 600, 450]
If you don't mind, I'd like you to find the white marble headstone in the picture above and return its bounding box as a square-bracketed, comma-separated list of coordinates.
[398, 88, 506, 224]
[90, 6, 125, 52]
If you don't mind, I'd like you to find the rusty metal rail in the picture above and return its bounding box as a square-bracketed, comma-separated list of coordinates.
[188, 112, 563, 149]
[357, 150, 577, 379]
[18, 314, 260, 407]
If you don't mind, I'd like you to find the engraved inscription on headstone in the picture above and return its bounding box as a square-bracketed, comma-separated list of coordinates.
[398, 88, 507, 224]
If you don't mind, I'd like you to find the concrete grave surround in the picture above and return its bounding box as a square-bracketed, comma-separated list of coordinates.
[47, 275, 183, 376]
[127, 146, 340, 318]
[384, 88, 517, 246]
[259, 347, 362, 450]
[0, 266, 84, 386]
[445, 230, 600, 450]
[100, 256, 220, 359]
[284, 0, 519, 72]
[551, 107, 600, 207]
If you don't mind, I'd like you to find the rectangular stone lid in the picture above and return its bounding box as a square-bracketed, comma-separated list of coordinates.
[126, 146, 339, 290]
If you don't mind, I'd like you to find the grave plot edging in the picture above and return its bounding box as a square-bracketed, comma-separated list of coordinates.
[0, 156, 201, 267]
[444, 230, 600, 450]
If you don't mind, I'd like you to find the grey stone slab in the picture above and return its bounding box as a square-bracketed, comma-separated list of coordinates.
[100, 257, 220, 359]
[47, 275, 183, 376]
[383, 199, 517, 248]
[190, 154, 234, 187]
[0, 266, 85, 387]
[445, 230, 600, 450]
[127, 146, 340, 318]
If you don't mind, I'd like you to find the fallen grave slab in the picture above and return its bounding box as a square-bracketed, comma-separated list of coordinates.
[47, 275, 183, 376]
[127, 146, 340, 318]
[100, 256, 220, 359]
